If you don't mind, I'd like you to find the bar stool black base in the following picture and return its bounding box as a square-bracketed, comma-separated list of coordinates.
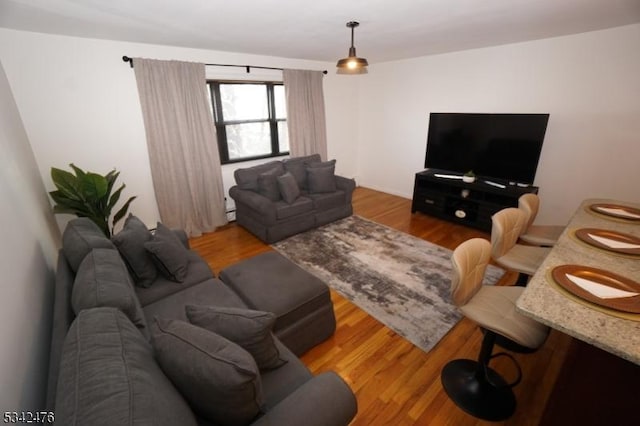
[441, 359, 516, 421]
[516, 272, 529, 287]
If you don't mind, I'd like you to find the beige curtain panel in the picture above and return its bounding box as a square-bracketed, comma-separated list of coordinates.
[133, 58, 227, 236]
[283, 69, 328, 159]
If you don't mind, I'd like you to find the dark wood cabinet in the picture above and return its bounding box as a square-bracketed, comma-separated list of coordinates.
[411, 169, 538, 232]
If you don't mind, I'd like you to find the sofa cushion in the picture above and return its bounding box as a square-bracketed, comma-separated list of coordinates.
[258, 167, 282, 201]
[282, 154, 321, 190]
[72, 248, 149, 340]
[275, 197, 314, 220]
[144, 222, 189, 282]
[308, 190, 347, 212]
[186, 305, 287, 371]
[219, 252, 333, 336]
[235, 161, 284, 192]
[111, 214, 157, 288]
[258, 338, 314, 409]
[307, 161, 337, 193]
[62, 218, 116, 272]
[55, 307, 197, 426]
[142, 279, 247, 323]
[277, 172, 301, 204]
[152, 318, 264, 426]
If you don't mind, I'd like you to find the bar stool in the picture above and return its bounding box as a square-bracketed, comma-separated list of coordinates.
[491, 208, 550, 285]
[518, 194, 565, 246]
[441, 238, 549, 421]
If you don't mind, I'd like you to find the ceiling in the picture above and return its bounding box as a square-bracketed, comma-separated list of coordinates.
[1, 0, 639, 63]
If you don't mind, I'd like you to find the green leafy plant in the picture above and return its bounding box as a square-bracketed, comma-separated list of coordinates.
[49, 164, 136, 237]
[464, 170, 476, 177]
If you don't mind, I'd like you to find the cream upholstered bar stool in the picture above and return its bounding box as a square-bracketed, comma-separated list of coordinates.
[441, 238, 549, 421]
[518, 193, 565, 246]
[491, 207, 551, 286]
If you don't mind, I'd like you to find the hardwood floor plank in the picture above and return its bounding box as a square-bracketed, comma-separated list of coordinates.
[190, 186, 572, 425]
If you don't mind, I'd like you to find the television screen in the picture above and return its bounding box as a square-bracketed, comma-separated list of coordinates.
[424, 113, 549, 184]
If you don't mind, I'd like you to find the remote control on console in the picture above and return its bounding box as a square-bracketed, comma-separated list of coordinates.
[484, 180, 506, 189]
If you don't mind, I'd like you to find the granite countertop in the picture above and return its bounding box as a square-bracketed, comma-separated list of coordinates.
[516, 198, 640, 365]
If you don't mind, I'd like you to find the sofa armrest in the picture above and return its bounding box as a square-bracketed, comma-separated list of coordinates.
[252, 372, 357, 426]
[171, 229, 190, 249]
[46, 252, 77, 410]
[335, 175, 356, 203]
[229, 186, 277, 222]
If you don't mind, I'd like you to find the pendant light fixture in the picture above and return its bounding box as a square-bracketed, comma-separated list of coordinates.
[336, 21, 368, 74]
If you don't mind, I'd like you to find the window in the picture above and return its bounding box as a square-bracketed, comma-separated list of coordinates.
[207, 81, 289, 164]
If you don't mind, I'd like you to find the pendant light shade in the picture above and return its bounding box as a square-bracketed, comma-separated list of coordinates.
[336, 21, 368, 74]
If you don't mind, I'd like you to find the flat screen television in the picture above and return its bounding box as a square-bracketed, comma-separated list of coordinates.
[424, 113, 549, 184]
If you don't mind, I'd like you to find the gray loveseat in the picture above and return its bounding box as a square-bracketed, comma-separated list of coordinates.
[229, 154, 356, 243]
[46, 217, 357, 426]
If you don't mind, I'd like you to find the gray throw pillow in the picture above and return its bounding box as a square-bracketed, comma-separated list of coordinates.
[283, 160, 307, 190]
[186, 305, 287, 371]
[307, 159, 337, 169]
[152, 318, 264, 426]
[56, 308, 197, 426]
[234, 161, 283, 192]
[276, 172, 301, 204]
[62, 218, 116, 272]
[111, 214, 157, 287]
[307, 161, 337, 193]
[283, 155, 321, 190]
[257, 167, 282, 201]
[144, 223, 189, 282]
[72, 248, 149, 340]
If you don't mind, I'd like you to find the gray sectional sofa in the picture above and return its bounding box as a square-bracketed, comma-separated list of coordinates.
[46, 217, 357, 426]
[229, 154, 356, 243]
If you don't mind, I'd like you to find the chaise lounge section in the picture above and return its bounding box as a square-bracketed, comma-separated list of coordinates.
[219, 251, 337, 357]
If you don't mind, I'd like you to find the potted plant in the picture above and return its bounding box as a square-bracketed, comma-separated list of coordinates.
[462, 170, 476, 183]
[49, 164, 136, 237]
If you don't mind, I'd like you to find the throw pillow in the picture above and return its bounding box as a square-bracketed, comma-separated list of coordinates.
[307, 159, 337, 169]
[276, 172, 301, 204]
[283, 155, 321, 190]
[111, 214, 157, 288]
[186, 305, 287, 371]
[257, 167, 282, 201]
[72, 248, 149, 340]
[55, 308, 197, 426]
[234, 161, 283, 192]
[144, 223, 189, 282]
[307, 160, 337, 193]
[152, 318, 264, 426]
[283, 160, 307, 190]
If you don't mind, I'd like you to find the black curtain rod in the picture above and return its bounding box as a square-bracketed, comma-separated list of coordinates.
[122, 56, 327, 74]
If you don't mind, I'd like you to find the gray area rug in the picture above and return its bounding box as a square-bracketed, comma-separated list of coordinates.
[272, 215, 505, 353]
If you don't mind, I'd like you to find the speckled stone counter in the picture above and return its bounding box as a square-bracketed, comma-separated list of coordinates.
[516, 198, 640, 365]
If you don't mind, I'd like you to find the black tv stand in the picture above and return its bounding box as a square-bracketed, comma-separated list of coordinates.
[411, 169, 538, 232]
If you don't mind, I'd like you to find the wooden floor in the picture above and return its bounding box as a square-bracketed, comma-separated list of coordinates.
[190, 187, 573, 425]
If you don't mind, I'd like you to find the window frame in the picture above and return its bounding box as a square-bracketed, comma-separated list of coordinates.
[207, 80, 289, 164]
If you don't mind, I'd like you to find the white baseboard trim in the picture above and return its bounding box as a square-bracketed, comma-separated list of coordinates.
[356, 182, 412, 200]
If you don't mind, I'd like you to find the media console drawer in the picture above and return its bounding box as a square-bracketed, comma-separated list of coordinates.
[411, 169, 538, 232]
[412, 190, 443, 208]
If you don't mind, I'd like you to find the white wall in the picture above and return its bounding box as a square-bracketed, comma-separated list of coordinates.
[0, 60, 60, 411]
[0, 28, 360, 230]
[357, 24, 640, 224]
